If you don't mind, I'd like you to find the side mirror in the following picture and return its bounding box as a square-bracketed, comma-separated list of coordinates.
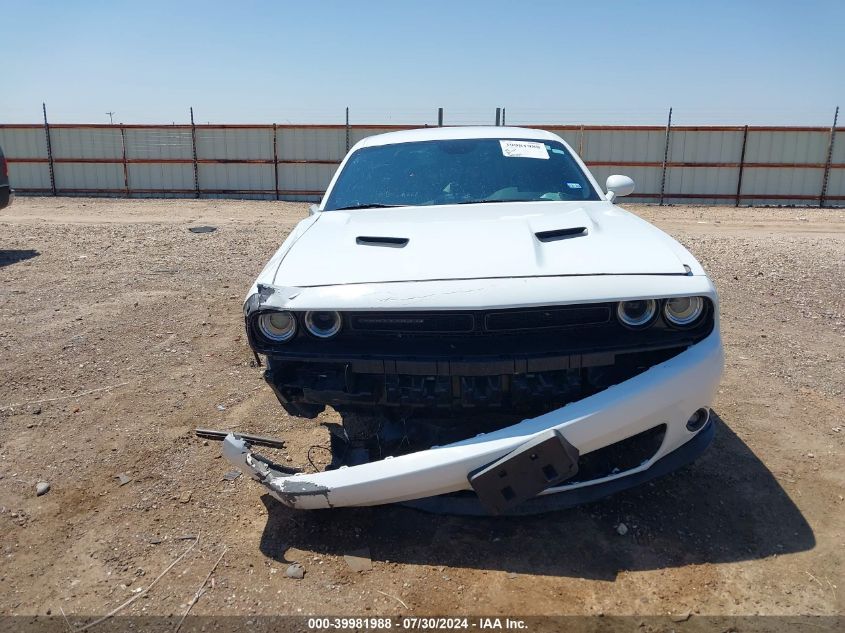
[308, 204, 321, 216]
[605, 175, 635, 202]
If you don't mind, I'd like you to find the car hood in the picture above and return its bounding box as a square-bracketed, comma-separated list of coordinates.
[274, 201, 690, 287]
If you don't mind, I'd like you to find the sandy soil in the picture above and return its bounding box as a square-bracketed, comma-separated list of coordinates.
[0, 198, 843, 622]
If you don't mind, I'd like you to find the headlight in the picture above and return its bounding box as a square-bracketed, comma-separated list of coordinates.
[304, 310, 342, 338]
[257, 311, 297, 342]
[664, 296, 705, 326]
[616, 299, 658, 328]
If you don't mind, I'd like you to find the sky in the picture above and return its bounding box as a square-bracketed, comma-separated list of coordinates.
[2, 0, 844, 126]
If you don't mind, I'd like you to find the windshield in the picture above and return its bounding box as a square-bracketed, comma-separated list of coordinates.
[323, 138, 601, 210]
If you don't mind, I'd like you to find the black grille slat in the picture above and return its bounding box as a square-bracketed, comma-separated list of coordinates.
[485, 306, 610, 331]
[349, 312, 475, 333]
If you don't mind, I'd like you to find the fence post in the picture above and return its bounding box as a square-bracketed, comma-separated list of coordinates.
[820, 106, 839, 208]
[189, 107, 200, 198]
[120, 124, 130, 197]
[502, 107, 506, 126]
[658, 107, 673, 206]
[272, 123, 280, 201]
[578, 124, 585, 156]
[735, 125, 748, 207]
[437, 108, 443, 127]
[495, 108, 501, 126]
[345, 107, 350, 152]
[42, 103, 56, 196]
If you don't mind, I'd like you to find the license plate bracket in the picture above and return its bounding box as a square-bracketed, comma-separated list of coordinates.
[468, 429, 580, 514]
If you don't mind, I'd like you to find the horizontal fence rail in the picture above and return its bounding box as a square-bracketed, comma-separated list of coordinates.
[1, 123, 843, 206]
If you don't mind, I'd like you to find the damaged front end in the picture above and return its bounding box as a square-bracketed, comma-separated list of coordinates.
[225, 277, 723, 515]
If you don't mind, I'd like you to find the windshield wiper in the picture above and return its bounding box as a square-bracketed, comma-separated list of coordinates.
[455, 198, 538, 205]
[332, 203, 407, 210]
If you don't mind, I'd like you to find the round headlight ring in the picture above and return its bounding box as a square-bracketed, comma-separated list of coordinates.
[617, 299, 658, 328]
[304, 310, 342, 339]
[258, 311, 297, 342]
[664, 296, 705, 327]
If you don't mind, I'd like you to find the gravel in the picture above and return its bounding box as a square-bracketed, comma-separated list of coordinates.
[0, 197, 842, 617]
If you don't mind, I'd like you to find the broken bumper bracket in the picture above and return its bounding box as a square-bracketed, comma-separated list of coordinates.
[468, 428, 579, 514]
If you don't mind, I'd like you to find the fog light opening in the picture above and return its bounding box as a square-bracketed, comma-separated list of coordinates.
[686, 407, 710, 432]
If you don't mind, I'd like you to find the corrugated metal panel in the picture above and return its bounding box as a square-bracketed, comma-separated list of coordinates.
[581, 130, 665, 162]
[831, 130, 845, 164]
[669, 130, 744, 163]
[50, 127, 122, 159]
[54, 163, 123, 190]
[825, 169, 844, 198]
[741, 167, 824, 196]
[666, 167, 739, 197]
[128, 163, 195, 190]
[125, 127, 192, 159]
[0, 128, 46, 158]
[1, 124, 842, 205]
[744, 130, 829, 164]
[195, 128, 273, 160]
[279, 128, 345, 161]
[197, 164, 274, 192]
[277, 163, 337, 193]
[7, 163, 51, 189]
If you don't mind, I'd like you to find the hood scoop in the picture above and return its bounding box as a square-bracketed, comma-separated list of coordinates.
[356, 236, 409, 248]
[534, 227, 588, 242]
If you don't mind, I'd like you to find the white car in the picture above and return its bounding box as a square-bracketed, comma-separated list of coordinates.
[225, 126, 724, 514]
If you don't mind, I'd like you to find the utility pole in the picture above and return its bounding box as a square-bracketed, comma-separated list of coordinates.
[106, 111, 115, 125]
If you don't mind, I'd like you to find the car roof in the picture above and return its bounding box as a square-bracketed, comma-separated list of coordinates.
[356, 126, 563, 149]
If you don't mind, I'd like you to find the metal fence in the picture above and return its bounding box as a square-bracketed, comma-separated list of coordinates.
[1, 113, 842, 206]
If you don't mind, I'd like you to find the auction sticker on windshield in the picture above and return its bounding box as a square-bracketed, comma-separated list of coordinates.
[499, 140, 549, 159]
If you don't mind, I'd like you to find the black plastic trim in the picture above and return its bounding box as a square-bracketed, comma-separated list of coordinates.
[534, 227, 587, 242]
[356, 236, 409, 247]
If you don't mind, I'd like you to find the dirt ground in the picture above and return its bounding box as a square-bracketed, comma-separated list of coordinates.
[0, 198, 843, 623]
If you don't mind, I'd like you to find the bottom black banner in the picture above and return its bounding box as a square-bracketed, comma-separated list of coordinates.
[0, 615, 842, 633]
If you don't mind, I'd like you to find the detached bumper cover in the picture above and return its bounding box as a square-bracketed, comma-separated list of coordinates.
[224, 331, 723, 511]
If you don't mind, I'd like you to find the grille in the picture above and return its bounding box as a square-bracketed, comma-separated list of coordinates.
[485, 306, 610, 331]
[346, 304, 612, 336]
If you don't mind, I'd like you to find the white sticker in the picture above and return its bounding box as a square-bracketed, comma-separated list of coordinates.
[566, 182, 582, 189]
[499, 140, 549, 160]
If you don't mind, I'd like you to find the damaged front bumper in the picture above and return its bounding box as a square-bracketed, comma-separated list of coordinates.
[224, 331, 723, 514]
